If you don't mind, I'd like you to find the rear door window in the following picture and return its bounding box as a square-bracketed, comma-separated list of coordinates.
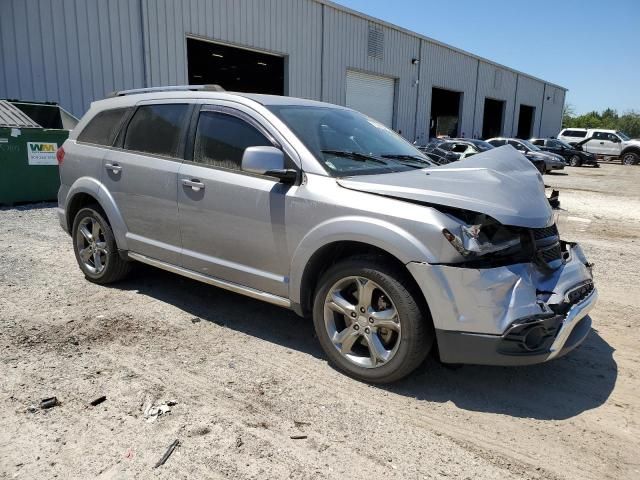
[123, 104, 191, 157]
[489, 139, 506, 146]
[564, 130, 587, 138]
[77, 108, 130, 146]
[193, 111, 272, 170]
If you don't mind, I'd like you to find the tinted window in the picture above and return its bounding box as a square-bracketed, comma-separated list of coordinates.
[592, 132, 608, 140]
[531, 139, 545, 146]
[488, 139, 506, 146]
[508, 140, 526, 151]
[451, 144, 468, 153]
[77, 108, 129, 146]
[124, 104, 190, 157]
[563, 129, 587, 138]
[193, 111, 272, 170]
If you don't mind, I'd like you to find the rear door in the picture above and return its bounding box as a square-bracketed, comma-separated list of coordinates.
[102, 101, 193, 264]
[177, 104, 296, 297]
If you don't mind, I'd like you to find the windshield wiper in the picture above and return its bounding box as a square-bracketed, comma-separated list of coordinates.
[321, 150, 389, 165]
[380, 154, 434, 167]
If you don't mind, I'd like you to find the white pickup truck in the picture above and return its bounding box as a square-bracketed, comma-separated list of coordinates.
[557, 128, 640, 165]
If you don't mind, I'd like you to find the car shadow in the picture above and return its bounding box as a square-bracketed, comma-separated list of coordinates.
[547, 171, 569, 176]
[112, 264, 617, 421]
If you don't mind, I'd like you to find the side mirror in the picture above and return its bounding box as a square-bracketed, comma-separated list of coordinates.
[241, 146, 297, 183]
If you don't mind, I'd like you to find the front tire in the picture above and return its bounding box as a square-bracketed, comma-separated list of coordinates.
[312, 256, 433, 383]
[569, 155, 582, 167]
[622, 152, 639, 165]
[72, 206, 131, 284]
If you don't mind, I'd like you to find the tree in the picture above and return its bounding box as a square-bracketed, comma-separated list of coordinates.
[562, 107, 640, 138]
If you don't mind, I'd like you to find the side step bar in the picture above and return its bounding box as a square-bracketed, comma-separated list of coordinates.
[128, 252, 291, 308]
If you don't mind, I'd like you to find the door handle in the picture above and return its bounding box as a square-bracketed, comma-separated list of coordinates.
[105, 163, 122, 174]
[182, 178, 205, 192]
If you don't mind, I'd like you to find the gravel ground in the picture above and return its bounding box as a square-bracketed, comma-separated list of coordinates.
[1, 163, 639, 479]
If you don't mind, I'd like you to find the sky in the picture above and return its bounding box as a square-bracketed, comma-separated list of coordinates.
[334, 0, 640, 115]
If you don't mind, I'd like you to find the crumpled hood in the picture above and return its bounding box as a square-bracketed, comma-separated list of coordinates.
[337, 145, 553, 228]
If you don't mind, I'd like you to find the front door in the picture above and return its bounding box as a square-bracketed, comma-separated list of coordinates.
[177, 105, 294, 297]
[102, 102, 193, 265]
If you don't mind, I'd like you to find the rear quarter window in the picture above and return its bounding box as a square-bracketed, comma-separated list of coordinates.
[562, 130, 587, 138]
[77, 108, 130, 146]
[123, 104, 191, 157]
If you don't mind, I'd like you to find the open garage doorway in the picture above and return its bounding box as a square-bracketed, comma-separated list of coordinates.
[187, 37, 285, 95]
[516, 104, 535, 139]
[482, 98, 505, 139]
[430, 87, 462, 138]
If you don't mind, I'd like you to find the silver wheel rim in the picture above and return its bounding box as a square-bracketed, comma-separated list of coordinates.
[623, 154, 634, 165]
[76, 216, 108, 275]
[570, 155, 580, 166]
[323, 276, 401, 369]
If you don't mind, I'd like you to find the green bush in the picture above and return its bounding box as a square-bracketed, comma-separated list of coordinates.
[563, 106, 640, 138]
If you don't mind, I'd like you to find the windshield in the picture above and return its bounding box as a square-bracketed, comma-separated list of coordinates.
[468, 140, 494, 151]
[519, 139, 541, 151]
[267, 105, 433, 176]
[616, 131, 630, 141]
[550, 139, 573, 149]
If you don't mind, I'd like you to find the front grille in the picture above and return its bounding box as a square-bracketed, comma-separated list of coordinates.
[531, 224, 563, 271]
[532, 224, 559, 240]
[540, 243, 562, 262]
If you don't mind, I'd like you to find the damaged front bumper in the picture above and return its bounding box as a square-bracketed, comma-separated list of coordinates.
[407, 242, 597, 366]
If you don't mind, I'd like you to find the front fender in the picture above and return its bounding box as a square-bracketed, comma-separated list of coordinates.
[65, 177, 129, 250]
[289, 216, 435, 305]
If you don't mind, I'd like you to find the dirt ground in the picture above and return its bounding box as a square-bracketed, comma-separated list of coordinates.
[1, 163, 639, 479]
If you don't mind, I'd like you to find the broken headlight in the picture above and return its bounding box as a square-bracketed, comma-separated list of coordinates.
[441, 211, 524, 258]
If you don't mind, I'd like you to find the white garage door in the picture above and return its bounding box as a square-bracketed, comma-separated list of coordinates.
[345, 70, 395, 127]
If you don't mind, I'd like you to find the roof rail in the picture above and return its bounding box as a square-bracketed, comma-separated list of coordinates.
[107, 84, 225, 97]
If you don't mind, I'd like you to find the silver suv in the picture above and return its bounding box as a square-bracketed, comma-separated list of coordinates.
[57, 86, 597, 383]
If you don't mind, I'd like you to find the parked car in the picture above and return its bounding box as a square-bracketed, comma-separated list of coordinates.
[529, 138, 598, 167]
[486, 138, 566, 173]
[57, 86, 597, 383]
[435, 139, 495, 159]
[557, 128, 640, 165]
[417, 139, 461, 164]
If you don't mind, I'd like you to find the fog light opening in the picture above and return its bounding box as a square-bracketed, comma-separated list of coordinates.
[522, 326, 547, 351]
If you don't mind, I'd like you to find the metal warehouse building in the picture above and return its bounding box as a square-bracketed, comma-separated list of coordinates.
[0, 0, 566, 142]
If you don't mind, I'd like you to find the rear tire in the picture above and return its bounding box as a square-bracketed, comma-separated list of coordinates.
[72, 206, 131, 284]
[622, 152, 639, 165]
[312, 255, 433, 383]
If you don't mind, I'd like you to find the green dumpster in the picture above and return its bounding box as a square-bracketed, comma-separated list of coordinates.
[0, 100, 78, 205]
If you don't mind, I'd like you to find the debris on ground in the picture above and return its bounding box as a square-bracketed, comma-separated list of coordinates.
[89, 396, 107, 407]
[143, 400, 177, 422]
[236, 436, 243, 448]
[40, 397, 58, 409]
[290, 434, 308, 440]
[154, 439, 180, 468]
[191, 317, 201, 323]
[293, 420, 311, 428]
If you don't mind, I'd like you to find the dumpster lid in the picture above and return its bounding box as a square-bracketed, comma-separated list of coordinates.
[0, 100, 41, 128]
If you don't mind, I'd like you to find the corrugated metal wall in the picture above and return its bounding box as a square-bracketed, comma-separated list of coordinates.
[322, 5, 420, 137]
[539, 85, 565, 137]
[0, 0, 565, 138]
[474, 62, 517, 138]
[142, 0, 323, 101]
[416, 41, 478, 142]
[0, 0, 145, 117]
[513, 75, 545, 137]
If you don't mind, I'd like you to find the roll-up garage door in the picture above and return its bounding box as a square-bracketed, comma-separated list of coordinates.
[345, 70, 395, 127]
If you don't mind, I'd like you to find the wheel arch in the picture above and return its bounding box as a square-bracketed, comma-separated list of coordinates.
[289, 217, 436, 317]
[621, 146, 640, 158]
[65, 177, 128, 250]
